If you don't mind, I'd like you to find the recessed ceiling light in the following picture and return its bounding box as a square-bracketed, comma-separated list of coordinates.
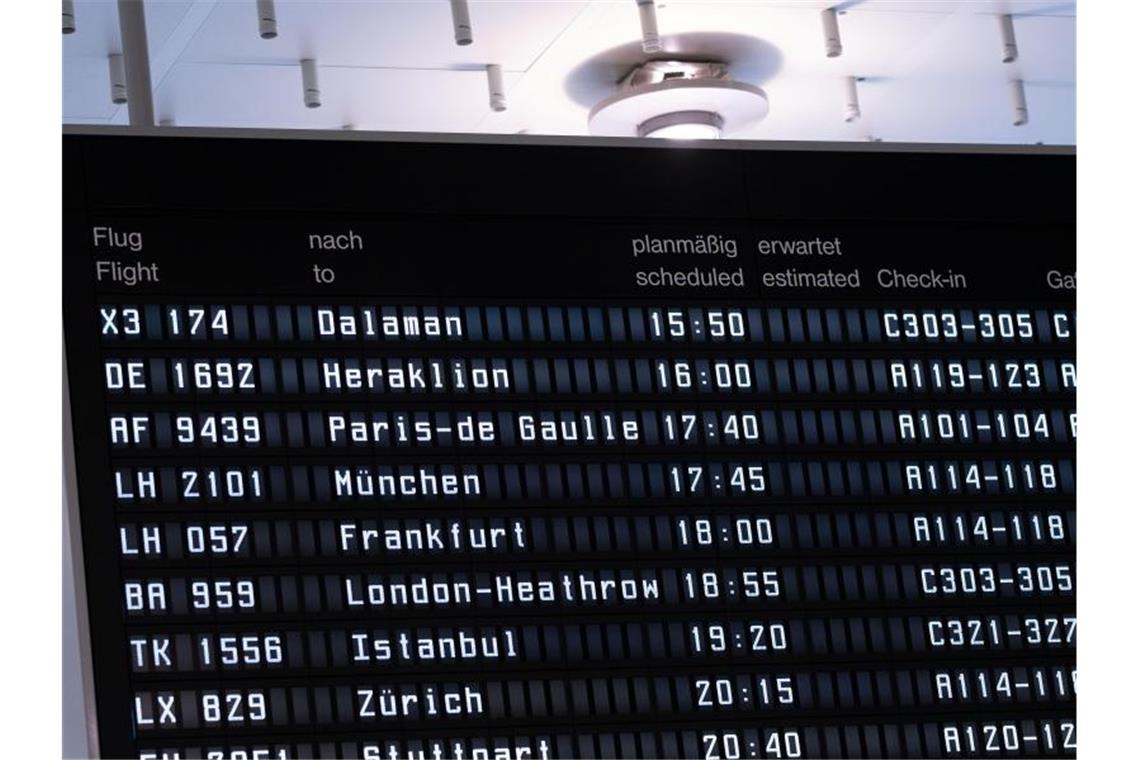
[638, 110, 724, 139]
[588, 60, 768, 139]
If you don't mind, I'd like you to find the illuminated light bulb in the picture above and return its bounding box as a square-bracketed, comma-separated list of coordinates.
[643, 122, 722, 140]
[638, 111, 724, 139]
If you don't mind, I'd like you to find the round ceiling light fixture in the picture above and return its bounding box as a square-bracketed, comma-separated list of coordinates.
[588, 60, 768, 140]
[638, 110, 725, 139]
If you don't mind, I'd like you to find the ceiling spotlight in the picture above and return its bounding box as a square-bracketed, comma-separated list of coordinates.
[450, 0, 473, 46]
[999, 14, 1018, 63]
[1009, 79, 1028, 126]
[821, 8, 843, 58]
[843, 76, 861, 123]
[486, 64, 507, 112]
[301, 58, 321, 108]
[588, 60, 768, 139]
[63, 0, 76, 34]
[636, 0, 662, 54]
[108, 54, 127, 105]
[256, 0, 278, 40]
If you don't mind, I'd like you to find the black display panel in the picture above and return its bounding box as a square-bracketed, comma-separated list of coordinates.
[63, 130, 1076, 759]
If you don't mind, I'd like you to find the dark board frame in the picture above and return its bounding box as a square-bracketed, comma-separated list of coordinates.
[63, 126, 1075, 758]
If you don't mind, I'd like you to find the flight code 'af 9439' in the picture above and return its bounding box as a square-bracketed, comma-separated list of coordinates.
[105, 406, 1077, 450]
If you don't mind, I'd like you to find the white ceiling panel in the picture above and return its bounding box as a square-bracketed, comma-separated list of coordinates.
[63, 57, 119, 122]
[854, 76, 1074, 144]
[150, 62, 522, 131]
[655, 0, 1074, 12]
[61, 0, 194, 57]
[180, 1, 588, 72]
[60, 0, 125, 58]
[578, 2, 954, 78]
[62, 0, 194, 120]
[734, 75, 875, 143]
[838, 0, 1074, 15]
[903, 11, 1074, 80]
[1001, 13, 1076, 79]
[62, 0, 1077, 144]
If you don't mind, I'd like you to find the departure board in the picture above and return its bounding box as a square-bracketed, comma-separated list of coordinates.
[63, 130, 1076, 759]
